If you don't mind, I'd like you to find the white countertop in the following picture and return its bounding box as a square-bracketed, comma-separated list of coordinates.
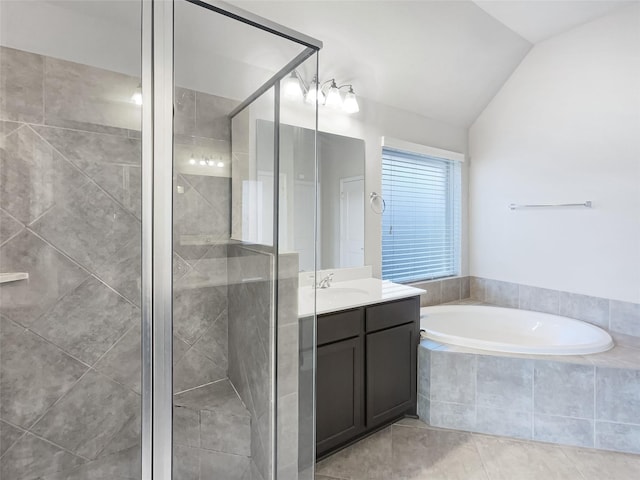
[298, 277, 426, 317]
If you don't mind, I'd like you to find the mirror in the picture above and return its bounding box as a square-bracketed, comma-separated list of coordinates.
[255, 120, 365, 271]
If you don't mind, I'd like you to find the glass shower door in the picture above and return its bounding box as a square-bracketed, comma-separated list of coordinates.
[171, 2, 320, 479]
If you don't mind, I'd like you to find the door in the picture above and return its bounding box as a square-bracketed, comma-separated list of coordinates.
[340, 176, 365, 267]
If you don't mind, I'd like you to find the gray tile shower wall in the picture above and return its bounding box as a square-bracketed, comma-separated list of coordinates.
[228, 244, 275, 480]
[227, 246, 301, 480]
[0, 46, 241, 479]
[468, 277, 640, 338]
[1, 46, 143, 480]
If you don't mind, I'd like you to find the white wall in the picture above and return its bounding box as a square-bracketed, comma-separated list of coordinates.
[469, 4, 640, 303]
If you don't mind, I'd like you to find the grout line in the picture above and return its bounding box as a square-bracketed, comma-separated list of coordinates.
[470, 434, 493, 480]
[6, 316, 93, 371]
[173, 377, 229, 396]
[593, 365, 598, 446]
[0, 423, 28, 462]
[23, 367, 93, 440]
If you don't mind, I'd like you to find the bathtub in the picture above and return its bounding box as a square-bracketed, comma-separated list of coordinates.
[420, 305, 614, 355]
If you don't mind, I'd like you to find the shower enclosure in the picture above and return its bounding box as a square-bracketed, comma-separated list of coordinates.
[0, 1, 320, 479]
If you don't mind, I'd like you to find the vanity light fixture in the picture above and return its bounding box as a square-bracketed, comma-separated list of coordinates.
[283, 71, 304, 101]
[131, 84, 143, 105]
[287, 70, 359, 114]
[342, 86, 359, 113]
[324, 80, 343, 109]
[304, 74, 325, 105]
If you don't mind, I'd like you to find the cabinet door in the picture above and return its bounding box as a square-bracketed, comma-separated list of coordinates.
[366, 322, 417, 428]
[316, 336, 364, 456]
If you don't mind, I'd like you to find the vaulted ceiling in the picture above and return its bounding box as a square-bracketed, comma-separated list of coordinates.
[233, 0, 636, 127]
[2, 0, 635, 128]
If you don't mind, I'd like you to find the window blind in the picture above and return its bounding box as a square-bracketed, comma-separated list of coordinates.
[381, 147, 461, 283]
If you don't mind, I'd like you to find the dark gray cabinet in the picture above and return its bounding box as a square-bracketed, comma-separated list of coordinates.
[315, 296, 419, 459]
[366, 322, 417, 428]
[316, 336, 364, 455]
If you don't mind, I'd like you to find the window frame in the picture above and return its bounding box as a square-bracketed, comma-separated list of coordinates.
[381, 143, 462, 284]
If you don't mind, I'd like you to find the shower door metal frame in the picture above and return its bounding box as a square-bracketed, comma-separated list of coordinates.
[141, 1, 321, 479]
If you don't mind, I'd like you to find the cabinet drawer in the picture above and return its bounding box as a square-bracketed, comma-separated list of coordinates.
[317, 309, 362, 346]
[365, 297, 419, 333]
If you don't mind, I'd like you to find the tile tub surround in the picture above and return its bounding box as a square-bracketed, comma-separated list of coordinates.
[0, 45, 242, 479]
[468, 277, 640, 338]
[418, 340, 640, 454]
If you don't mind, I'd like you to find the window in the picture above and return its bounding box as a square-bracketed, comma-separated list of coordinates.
[381, 145, 461, 283]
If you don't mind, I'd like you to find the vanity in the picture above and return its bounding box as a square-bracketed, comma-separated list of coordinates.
[299, 275, 424, 459]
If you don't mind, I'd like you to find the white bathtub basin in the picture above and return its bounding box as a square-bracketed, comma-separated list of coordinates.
[420, 305, 614, 355]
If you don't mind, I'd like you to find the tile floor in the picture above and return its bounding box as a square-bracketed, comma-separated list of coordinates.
[315, 418, 640, 480]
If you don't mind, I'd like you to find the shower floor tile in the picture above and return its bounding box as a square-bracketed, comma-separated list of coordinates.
[315, 418, 640, 480]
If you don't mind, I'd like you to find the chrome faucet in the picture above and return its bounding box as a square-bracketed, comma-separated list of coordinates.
[317, 273, 334, 289]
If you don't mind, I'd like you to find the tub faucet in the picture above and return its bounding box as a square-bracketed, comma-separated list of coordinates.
[317, 273, 334, 289]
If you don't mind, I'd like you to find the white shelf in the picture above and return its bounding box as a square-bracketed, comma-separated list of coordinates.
[0, 272, 29, 284]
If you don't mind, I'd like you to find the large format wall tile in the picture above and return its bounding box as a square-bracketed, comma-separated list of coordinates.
[173, 347, 226, 393]
[32, 276, 138, 364]
[174, 88, 196, 136]
[31, 180, 140, 272]
[0, 230, 88, 326]
[0, 420, 24, 456]
[94, 324, 142, 394]
[0, 432, 85, 480]
[534, 361, 595, 418]
[519, 285, 560, 315]
[477, 356, 533, 412]
[0, 317, 87, 429]
[32, 125, 142, 218]
[596, 421, 640, 454]
[42, 445, 141, 480]
[0, 47, 44, 123]
[484, 278, 519, 308]
[534, 414, 594, 448]
[173, 280, 227, 345]
[31, 370, 140, 460]
[191, 312, 228, 369]
[44, 57, 141, 133]
[596, 367, 640, 424]
[429, 401, 476, 430]
[174, 177, 230, 247]
[610, 300, 640, 337]
[0, 125, 88, 225]
[0, 208, 23, 245]
[94, 235, 141, 306]
[476, 406, 532, 439]
[430, 350, 476, 404]
[559, 291, 609, 328]
[195, 92, 238, 140]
